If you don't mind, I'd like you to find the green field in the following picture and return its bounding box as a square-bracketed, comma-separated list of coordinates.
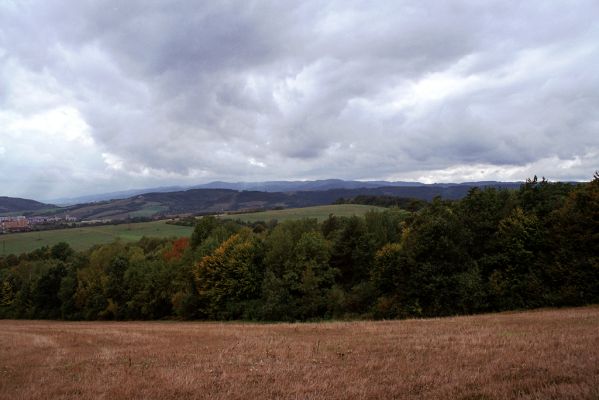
[0, 220, 194, 256]
[222, 204, 389, 223]
[1, 205, 395, 255]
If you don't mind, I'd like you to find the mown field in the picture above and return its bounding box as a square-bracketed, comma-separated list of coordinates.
[0, 307, 597, 400]
[222, 204, 389, 223]
[0, 221, 193, 255]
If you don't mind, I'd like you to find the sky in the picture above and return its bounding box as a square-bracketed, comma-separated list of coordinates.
[1, 1, 598, 200]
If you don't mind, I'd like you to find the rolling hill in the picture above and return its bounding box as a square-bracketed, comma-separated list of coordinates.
[0, 220, 194, 255]
[222, 204, 390, 223]
[3, 181, 527, 221]
[46, 179, 524, 204]
[50, 182, 523, 221]
[0, 197, 56, 214]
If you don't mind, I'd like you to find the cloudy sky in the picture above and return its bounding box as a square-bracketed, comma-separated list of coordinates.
[1, 1, 598, 200]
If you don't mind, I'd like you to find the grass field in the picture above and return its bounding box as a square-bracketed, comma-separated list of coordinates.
[0, 307, 597, 399]
[0, 205, 392, 255]
[222, 204, 390, 223]
[0, 220, 193, 255]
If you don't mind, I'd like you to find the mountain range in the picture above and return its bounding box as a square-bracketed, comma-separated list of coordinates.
[48, 179, 518, 205]
[1, 180, 526, 221]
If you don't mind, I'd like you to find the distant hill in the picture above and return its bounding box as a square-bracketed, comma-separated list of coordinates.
[188, 179, 524, 192]
[50, 182, 525, 221]
[0, 197, 56, 214]
[49, 186, 187, 205]
[190, 179, 427, 192]
[46, 179, 424, 204]
[47, 179, 524, 204]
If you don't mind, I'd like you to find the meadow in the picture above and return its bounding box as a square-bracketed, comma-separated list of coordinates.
[0, 306, 597, 399]
[0, 205, 387, 255]
[222, 204, 389, 223]
[0, 220, 194, 255]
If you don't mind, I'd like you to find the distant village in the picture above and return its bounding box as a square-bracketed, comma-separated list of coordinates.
[0, 215, 79, 233]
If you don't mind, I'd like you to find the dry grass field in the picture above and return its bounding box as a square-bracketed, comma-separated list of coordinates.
[0, 307, 598, 400]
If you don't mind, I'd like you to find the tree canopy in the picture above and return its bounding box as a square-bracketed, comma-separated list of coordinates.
[1, 175, 597, 321]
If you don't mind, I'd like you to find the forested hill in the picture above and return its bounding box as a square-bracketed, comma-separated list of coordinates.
[50, 179, 524, 204]
[0, 175, 596, 321]
[0, 197, 55, 213]
[192, 179, 523, 193]
[50, 182, 525, 220]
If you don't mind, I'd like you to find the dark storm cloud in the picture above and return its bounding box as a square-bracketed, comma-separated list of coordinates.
[1, 1, 598, 198]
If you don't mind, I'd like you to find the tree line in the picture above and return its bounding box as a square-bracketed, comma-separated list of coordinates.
[0, 174, 597, 321]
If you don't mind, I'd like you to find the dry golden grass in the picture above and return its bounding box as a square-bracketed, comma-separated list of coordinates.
[1, 307, 598, 399]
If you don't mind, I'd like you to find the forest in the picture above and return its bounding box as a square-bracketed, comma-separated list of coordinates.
[0, 174, 597, 321]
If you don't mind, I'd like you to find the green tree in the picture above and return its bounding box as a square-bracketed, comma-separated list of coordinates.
[329, 216, 374, 290]
[546, 173, 599, 304]
[398, 198, 482, 316]
[190, 216, 219, 249]
[363, 209, 406, 250]
[124, 260, 176, 319]
[294, 231, 335, 319]
[194, 229, 263, 319]
[51, 242, 74, 262]
[260, 220, 335, 320]
[488, 207, 544, 309]
[31, 262, 67, 319]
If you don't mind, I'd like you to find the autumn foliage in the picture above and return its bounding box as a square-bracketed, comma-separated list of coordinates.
[0, 174, 597, 321]
[163, 237, 190, 262]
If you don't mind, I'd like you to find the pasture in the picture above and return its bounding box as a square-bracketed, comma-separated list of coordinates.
[0, 307, 597, 399]
[0, 205, 392, 255]
[0, 220, 193, 255]
[222, 204, 390, 223]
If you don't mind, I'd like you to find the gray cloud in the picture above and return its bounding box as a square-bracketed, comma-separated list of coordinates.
[1, 0, 598, 199]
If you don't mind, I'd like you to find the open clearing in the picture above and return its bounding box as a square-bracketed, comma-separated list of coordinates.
[0, 205, 388, 255]
[0, 307, 597, 400]
[222, 204, 389, 223]
[0, 220, 193, 255]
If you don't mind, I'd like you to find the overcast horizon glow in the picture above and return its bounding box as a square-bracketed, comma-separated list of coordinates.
[1, 1, 598, 200]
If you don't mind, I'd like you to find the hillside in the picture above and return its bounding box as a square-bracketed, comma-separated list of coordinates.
[3, 181, 529, 221]
[47, 182, 525, 221]
[48, 179, 524, 203]
[0, 196, 56, 214]
[191, 178, 427, 192]
[0, 220, 193, 254]
[222, 204, 389, 223]
[1, 177, 595, 322]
